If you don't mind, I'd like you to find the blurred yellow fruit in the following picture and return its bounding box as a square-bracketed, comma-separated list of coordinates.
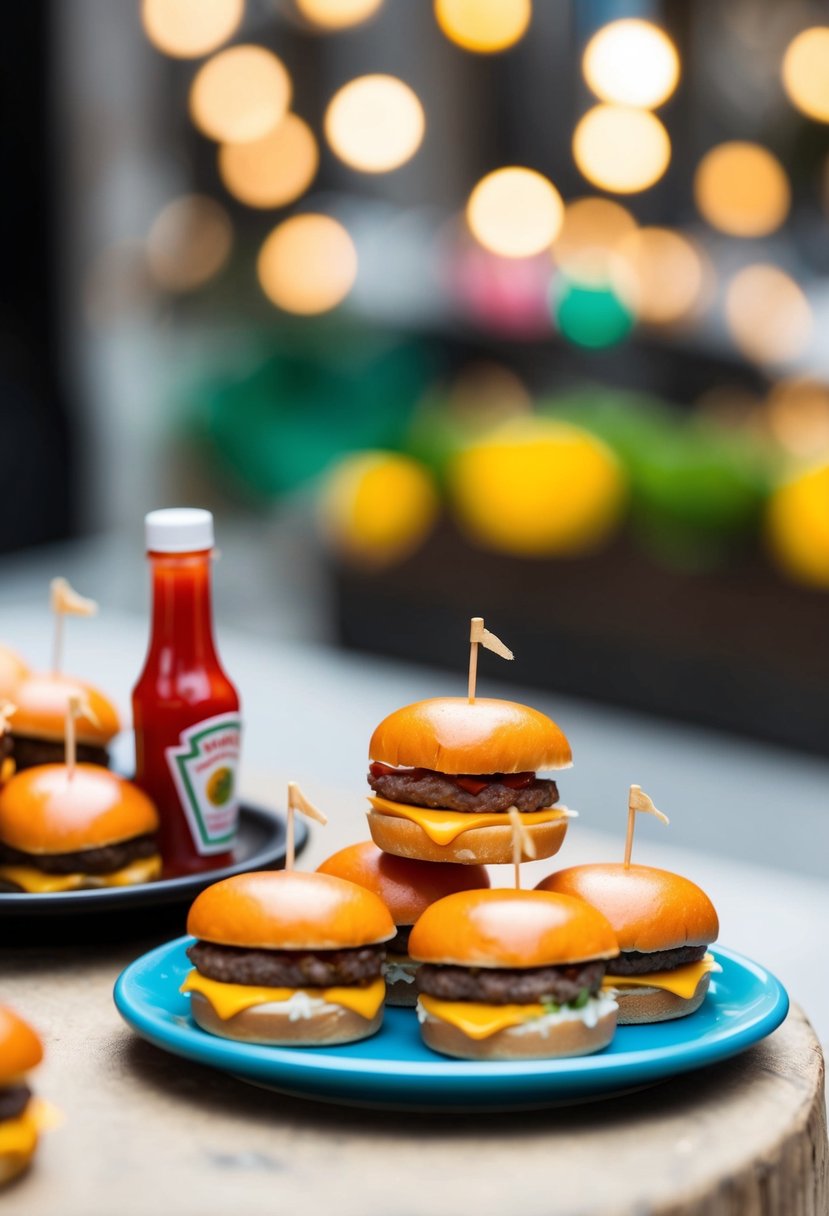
[767, 463, 829, 587]
[449, 419, 626, 556]
[321, 452, 440, 566]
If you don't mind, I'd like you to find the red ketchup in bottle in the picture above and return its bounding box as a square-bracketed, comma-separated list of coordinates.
[132, 509, 242, 875]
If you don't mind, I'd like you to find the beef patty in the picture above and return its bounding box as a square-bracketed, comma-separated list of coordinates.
[11, 734, 109, 772]
[368, 769, 558, 814]
[0, 1085, 31, 1123]
[188, 941, 386, 989]
[606, 944, 708, 976]
[417, 959, 607, 1005]
[0, 834, 157, 876]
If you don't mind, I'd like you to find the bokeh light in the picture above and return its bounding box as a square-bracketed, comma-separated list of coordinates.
[611, 227, 705, 325]
[694, 142, 790, 237]
[147, 195, 233, 292]
[434, 0, 531, 54]
[320, 451, 439, 567]
[449, 419, 626, 557]
[782, 27, 829, 124]
[190, 45, 291, 144]
[218, 114, 318, 208]
[257, 214, 357, 314]
[295, 0, 383, 30]
[767, 463, 829, 588]
[141, 0, 243, 58]
[552, 196, 636, 282]
[725, 265, 812, 365]
[324, 75, 425, 173]
[466, 167, 563, 258]
[553, 276, 634, 348]
[582, 19, 679, 109]
[572, 105, 671, 193]
[766, 378, 829, 459]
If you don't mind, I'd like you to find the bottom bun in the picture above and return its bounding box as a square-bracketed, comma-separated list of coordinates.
[614, 974, 710, 1025]
[419, 1008, 617, 1061]
[367, 811, 567, 866]
[189, 992, 383, 1046]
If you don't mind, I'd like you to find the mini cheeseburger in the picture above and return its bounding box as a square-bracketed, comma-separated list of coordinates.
[409, 889, 620, 1060]
[0, 765, 161, 893]
[316, 841, 490, 1006]
[367, 697, 572, 865]
[536, 864, 719, 1023]
[0, 1006, 43, 1186]
[9, 673, 120, 771]
[182, 870, 395, 1045]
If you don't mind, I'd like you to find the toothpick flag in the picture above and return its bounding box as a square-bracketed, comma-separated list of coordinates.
[468, 617, 514, 702]
[286, 781, 328, 871]
[50, 578, 98, 674]
[65, 693, 100, 779]
[624, 784, 669, 869]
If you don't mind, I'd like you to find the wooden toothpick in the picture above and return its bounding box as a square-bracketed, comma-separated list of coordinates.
[624, 784, 669, 869]
[508, 807, 537, 889]
[65, 694, 99, 780]
[50, 578, 97, 674]
[286, 781, 328, 871]
[468, 617, 513, 703]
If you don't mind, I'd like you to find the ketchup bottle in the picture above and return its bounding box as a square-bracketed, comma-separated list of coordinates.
[132, 509, 242, 876]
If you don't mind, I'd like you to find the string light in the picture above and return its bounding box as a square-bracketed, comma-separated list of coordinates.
[583, 19, 679, 109]
[257, 214, 357, 314]
[466, 167, 563, 258]
[147, 195, 233, 292]
[694, 142, 790, 237]
[295, 0, 383, 30]
[434, 0, 531, 54]
[324, 75, 425, 173]
[573, 105, 670, 193]
[782, 27, 829, 124]
[218, 114, 318, 208]
[726, 265, 812, 365]
[141, 0, 243, 58]
[190, 45, 291, 144]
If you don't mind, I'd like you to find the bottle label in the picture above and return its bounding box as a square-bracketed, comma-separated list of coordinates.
[165, 712, 242, 855]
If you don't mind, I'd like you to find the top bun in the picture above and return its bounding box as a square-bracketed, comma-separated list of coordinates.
[0, 765, 159, 854]
[409, 889, 618, 969]
[0, 646, 29, 702]
[536, 864, 719, 953]
[316, 840, 491, 926]
[370, 698, 572, 774]
[11, 674, 120, 745]
[0, 1005, 43, 1084]
[187, 870, 396, 951]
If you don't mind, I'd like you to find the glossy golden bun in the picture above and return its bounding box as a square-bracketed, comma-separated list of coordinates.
[0, 1123, 38, 1187]
[409, 889, 618, 968]
[189, 993, 383, 1047]
[536, 863, 719, 952]
[419, 1007, 617, 1060]
[0, 765, 159, 854]
[11, 673, 120, 745]
[368, 810, 567, 866]
[316, 840, 490, 925]
[613, 974, 711, 1025]
[187, 870, 395, 951]
[0, 646, 28, 702]
[369, 697, 572, 774]
[0, 1006, 43, 1084]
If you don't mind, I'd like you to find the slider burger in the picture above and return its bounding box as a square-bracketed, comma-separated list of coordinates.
[181, 870, 396, 1045]
[367, 697, 572, 865]
[409, 889, 620, 1060]
[316, 840, 490, 1006]
[9, 673, 120, 771]
[536, 864, 719, 1023]
[0, 765, 161, 893]
[0, 1006, 43, 1186]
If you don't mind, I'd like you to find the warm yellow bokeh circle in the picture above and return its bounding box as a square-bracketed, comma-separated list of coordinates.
[321, 452, 440, 566]
[449, 419, 626, 556]
[434, 0, 532, 54]
[573, 105, 670, 194]
[257, 214, 357, 315]
[767, 463, 829, 587]
[218, 114, 319, 208]
[694, 142, 790, 238]
[782, 27, 829, 124]
[582, 19, 679, 109]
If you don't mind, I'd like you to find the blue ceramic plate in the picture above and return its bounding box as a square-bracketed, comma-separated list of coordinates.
[114, 940, 788, 1111]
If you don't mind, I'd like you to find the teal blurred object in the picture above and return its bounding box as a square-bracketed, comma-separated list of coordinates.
[542, 386, 777, 568]
[192, 332, 434, 500]
[552, 276, 634, 349]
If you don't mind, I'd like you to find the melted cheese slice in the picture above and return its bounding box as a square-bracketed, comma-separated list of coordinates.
[181, 970, 386, 1023]
[368, 796, 566, 846]
[418, 996, 549, 1040]
[603, 954, 720, 1001]
[0, 1107, 39, 1156]
[0, 854, 162, 894]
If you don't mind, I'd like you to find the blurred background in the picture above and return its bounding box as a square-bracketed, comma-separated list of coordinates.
[3, 0, 829, 752]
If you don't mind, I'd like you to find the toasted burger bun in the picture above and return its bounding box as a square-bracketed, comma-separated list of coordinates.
[10, 674, 120, 746]
[410, 889, 618, 969]
[189, 992, 383, 1047]
[187, 869, 395, 951]
[420, 1006, 617, 1061]
[536, 863, 719, 952]
[368, 809, 567, 866]
[0, 647, 28, 702]
[0, 1007, 43, 1084]
[316, 840, 490, 924]
[613, 973, 711, 1025]
[0, 765, 158, 854]
[369, 697, 572, 774]
[0, 1123, 38, 1187]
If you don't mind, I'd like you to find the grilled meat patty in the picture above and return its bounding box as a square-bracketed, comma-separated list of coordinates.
[0, 1085, 31, 1122]
[368, 769, 558, 814]
[606, 944, 708, 976]
[12, 734, 109, 772]
[417, 959, 607, 1005]
[0, 834, 157, 876]
[188, 941, 386, 988]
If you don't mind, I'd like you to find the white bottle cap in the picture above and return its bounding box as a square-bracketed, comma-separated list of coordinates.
[145, 508, 214, 553]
